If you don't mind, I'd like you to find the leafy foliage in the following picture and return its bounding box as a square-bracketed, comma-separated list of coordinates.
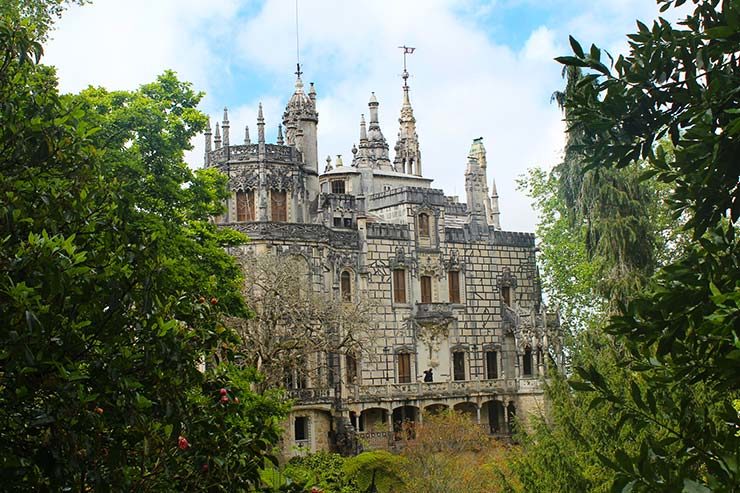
[0, 10, 287, 491]
[552, 0, 740, 490]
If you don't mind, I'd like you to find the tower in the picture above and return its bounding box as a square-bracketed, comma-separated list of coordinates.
[465, 137, 492, 233]
[282, 74, 319, 174]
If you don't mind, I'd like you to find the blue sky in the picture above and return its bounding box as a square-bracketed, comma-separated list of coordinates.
[44, 0, 686, 233]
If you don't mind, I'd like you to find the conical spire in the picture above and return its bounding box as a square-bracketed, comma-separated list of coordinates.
[490, 178, 501, 229]
[394, 67, 421, 175]
[221, 107, 230, 147]
[277, 124, 284, 145]
[244, 125, 251, 145]
[214, 122, 222, 149]
[257, 103, 265, 144]
[204, 118, 212, 166]
[360, 114, 367, 142]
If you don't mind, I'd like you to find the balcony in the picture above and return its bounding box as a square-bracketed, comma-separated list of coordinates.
[286, 387, 335, 405]
[413, 303, 455, 324]
[350, 378, 519, 402]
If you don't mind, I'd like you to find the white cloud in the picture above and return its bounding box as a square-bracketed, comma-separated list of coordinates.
[44, 0, 685, 233]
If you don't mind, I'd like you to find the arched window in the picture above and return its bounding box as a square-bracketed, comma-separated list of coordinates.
[418, 213, 430, 237]
[340, 271, 352, 301]
[522, 346, 533, 376]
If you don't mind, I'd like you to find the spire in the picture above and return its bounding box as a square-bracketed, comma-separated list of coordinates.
[368, 92, 379, 124]
[205, 118, 212, 152]
[244, 125, 251, 145]
[257, 102, 265, 144]
[221, 107, 230, 147]
[214, 122, 222, 149]
[490, 179, 501, 229]
[393, 49, 421, 176]
[277, 124, 284, 145]
[360, 114, 367, 142]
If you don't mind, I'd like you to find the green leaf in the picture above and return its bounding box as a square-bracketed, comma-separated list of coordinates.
[569, 35, 585, 58]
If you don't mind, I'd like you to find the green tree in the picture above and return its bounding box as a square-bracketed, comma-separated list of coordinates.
[0, 11, 287, 492]
[553, 0, 740, 490]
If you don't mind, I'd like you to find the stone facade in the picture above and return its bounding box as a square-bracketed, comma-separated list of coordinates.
[206, 71, 562, 458]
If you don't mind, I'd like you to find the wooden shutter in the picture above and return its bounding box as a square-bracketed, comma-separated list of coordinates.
[271, 190, 287, 221]
[398, 353, 411, 383]
[448, 271, 460, 303]
[393, 269, 406, 303]
[236, 191, 254, 222]
[420, 276, 432, 303]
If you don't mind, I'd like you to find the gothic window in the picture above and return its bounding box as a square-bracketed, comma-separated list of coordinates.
[448, 270, 460, 303]
[418, 213, 430, 237]
[523, 346, 533, 376]
[453, 351, 466, 381]
[331, 180, 346, 194]
[420, 275, 432, 303]
[346, 352, 358, 384]
[393, 269, 406, 303]
[294, 416, 309, 441]
[486, 350, 498, 379]
[271, 190, 287, 222]
[341, 271, 352, 301]
[333, 217, 342, 227]
[236, 190, 254, 222]
[343, 218, 353, 228]
[397, 352, 411, 383]
[501, 286, 511, 306]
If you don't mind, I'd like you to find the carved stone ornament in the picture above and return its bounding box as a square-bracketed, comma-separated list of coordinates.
[497, 266, 518, 289]
[388, 246, 418, 275]
[444, 248, 465, 272]
[418, 254, 445, 279]
[229, 168, 260, 191]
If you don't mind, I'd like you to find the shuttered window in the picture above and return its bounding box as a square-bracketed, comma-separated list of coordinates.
[420, 276, 432, 303]
[397, 353, 411, 383]
[236, 191, 254, 222]
[393, 269, 406, 303]
[448, 271, 460, 303]
[271, 190, 287, 222]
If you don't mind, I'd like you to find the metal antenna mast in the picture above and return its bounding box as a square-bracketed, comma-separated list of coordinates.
[295, 0, 302, 78]
[398, 45, 415, 88]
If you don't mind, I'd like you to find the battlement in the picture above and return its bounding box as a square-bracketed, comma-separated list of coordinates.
[368, 186, 447, 210]
[445, 227, 535, 247]
[207, 143, 302, 166]
[366, 222, 410, 240]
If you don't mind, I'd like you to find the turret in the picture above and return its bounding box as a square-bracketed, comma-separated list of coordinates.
[465, 138, 492, 231]
[244, 125, 251, 145]
[282, 75, 318, 173]
[490, 179, 501, 229]
[257, 103, 265, 145]
[277, 124, 284, 145]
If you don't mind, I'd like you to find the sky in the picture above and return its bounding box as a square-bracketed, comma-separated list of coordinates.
[44, 0, 683, 233]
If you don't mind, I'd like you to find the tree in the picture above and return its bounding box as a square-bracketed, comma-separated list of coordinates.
[553, 0, 740, 490]
[227, 254, 374, 391]
[0, 10, 287, 491]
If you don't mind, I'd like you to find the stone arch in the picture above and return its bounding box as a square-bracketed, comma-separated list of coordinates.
[481, 400, 505, 433]
[359, 407, 388, 433]
[453, 401, 478, 422]
[423, 403, 449, 415]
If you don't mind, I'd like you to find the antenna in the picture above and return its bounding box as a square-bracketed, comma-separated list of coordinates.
[295, 0, 302, 78]
[398, 45, 415, 88]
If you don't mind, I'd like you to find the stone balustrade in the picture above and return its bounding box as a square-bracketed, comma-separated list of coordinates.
[350, 378, 522, 401]
[286, 387, 335, 404]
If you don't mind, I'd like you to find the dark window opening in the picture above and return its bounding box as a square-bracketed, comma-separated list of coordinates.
[420, 275, 432, 303]
[486, 350, 498, 379]
[523, 346, 533, 376]
[501, 286, 511, 306]
[453, 352, 466, 381]
[341, 271, 352, 301]
[343, 217, 353, 228]
[295, 416, 309, 441]
[271, 190, 287, 222]
[418, 213, 430, 237]
[333, 217, 342, 227]
[448, 270, 460, 303]
[393, 269, 406, 303]
[397, 353, 411, 383]
[331, 180, 346, 194]
[346, 353, 358, 383]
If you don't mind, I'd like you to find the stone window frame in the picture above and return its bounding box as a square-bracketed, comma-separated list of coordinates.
[340, 269, 353, 302]
[522, 345, 534, 377]
[447, 268, 464, 304]
[235, 190, 255, 222]
[414, 206, 440, 249]
[294, 415, 311, 444]
[391, 267, 409, 305]
[394, 347, 414, 384]
[269, 189, 288, 222]
[330, 179, 346, 194]
[482, 343, 501, 380]
[450, 343, 469, 381]
[419, 274, 433, 303]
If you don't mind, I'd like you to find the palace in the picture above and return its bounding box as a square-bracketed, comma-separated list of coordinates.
[205, 64, 562, 457]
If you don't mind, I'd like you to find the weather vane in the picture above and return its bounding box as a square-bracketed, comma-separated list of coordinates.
[398, 45, 415, 87]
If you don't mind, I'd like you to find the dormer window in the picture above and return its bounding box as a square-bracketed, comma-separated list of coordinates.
[418, 213, 430, 237]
